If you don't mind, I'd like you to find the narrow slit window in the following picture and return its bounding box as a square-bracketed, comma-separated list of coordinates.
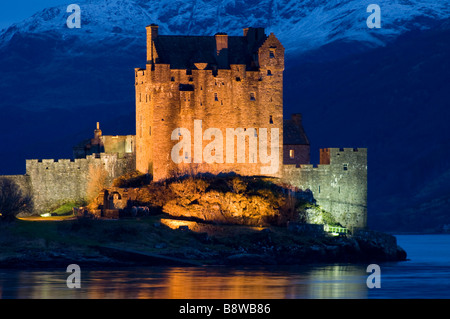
[267, 70, 272, 76]
[269, 115, 273, 124]
[343, 163, 348, 171]
[250, 92, 256, 101]
[214, 93, 218, 101]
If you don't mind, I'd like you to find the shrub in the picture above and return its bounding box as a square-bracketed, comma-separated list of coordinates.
[52, 202, 83, 216]
[112, 170, 150, 188]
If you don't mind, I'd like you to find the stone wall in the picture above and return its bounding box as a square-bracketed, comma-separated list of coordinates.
[282, 148, 367, 230]
[25, 153, 135, 213]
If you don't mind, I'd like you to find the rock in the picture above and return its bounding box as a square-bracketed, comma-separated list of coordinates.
[155, 243, 167, 249]
[353, 229, 407, 261]
[225, 253, 276, 265]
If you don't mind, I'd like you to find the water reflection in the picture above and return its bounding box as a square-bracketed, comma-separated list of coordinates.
[0, 264, 369, 299]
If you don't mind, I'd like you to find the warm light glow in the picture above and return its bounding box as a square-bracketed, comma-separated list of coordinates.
[160, 219, 198, 231]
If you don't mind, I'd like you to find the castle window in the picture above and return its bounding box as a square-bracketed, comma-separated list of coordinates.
[267, 70, 272, 76]
[269, 48, 275, 58]
[269, 115, 273, 124]
[171, 77, 175, 81]
[236, 77, 241, 82]
[250, 92, 256, 101]
[343, 163, 348, 171]
[289, 149, 294, 158]
[214, 93, 218, 101]
[189, 77, 193, 82]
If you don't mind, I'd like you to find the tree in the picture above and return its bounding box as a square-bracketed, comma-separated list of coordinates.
[0, 178, 33, 222]
[86, 164, 109, 205]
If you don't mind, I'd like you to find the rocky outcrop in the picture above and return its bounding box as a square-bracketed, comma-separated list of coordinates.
[353, 229, 407, 261]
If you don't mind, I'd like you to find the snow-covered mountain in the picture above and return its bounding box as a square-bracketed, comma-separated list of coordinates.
[2, 0, 450, 54]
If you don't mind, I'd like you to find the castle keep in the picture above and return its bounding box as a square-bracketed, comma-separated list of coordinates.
[1, 26, 367, 230]
[135, 25, 287, 180]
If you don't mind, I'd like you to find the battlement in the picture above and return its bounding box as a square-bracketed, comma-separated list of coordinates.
[136, 64, 268, 87]
[320, 147, 367, 166]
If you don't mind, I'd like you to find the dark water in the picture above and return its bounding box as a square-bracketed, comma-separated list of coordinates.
[0, 234, 449, 299]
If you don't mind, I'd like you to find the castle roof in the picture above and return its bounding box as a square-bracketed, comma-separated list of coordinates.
[283, 119, 310, 145]
[153, 35, 266, 70]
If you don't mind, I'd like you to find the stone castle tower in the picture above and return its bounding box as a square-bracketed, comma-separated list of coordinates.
[135, 25, 286, 181]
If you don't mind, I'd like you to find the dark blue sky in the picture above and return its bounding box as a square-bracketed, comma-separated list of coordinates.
[0, 1, 71, 30]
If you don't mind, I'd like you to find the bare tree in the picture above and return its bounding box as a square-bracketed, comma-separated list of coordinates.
[0, 178, 33, 222]
[86, 164, 109, 205]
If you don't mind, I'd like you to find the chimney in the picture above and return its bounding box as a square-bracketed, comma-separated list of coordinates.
[94, 122, 102, 141]
[244, 27, 265, 43]
[215, 32, 228, 55]
[146, 24, 159, 63]
[215, 33, 228, 68]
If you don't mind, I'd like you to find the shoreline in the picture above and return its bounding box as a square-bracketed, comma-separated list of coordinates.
[0, 216, 407, 269]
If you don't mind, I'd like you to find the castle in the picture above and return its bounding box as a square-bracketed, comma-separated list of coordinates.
[1, 26, 367, 230]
